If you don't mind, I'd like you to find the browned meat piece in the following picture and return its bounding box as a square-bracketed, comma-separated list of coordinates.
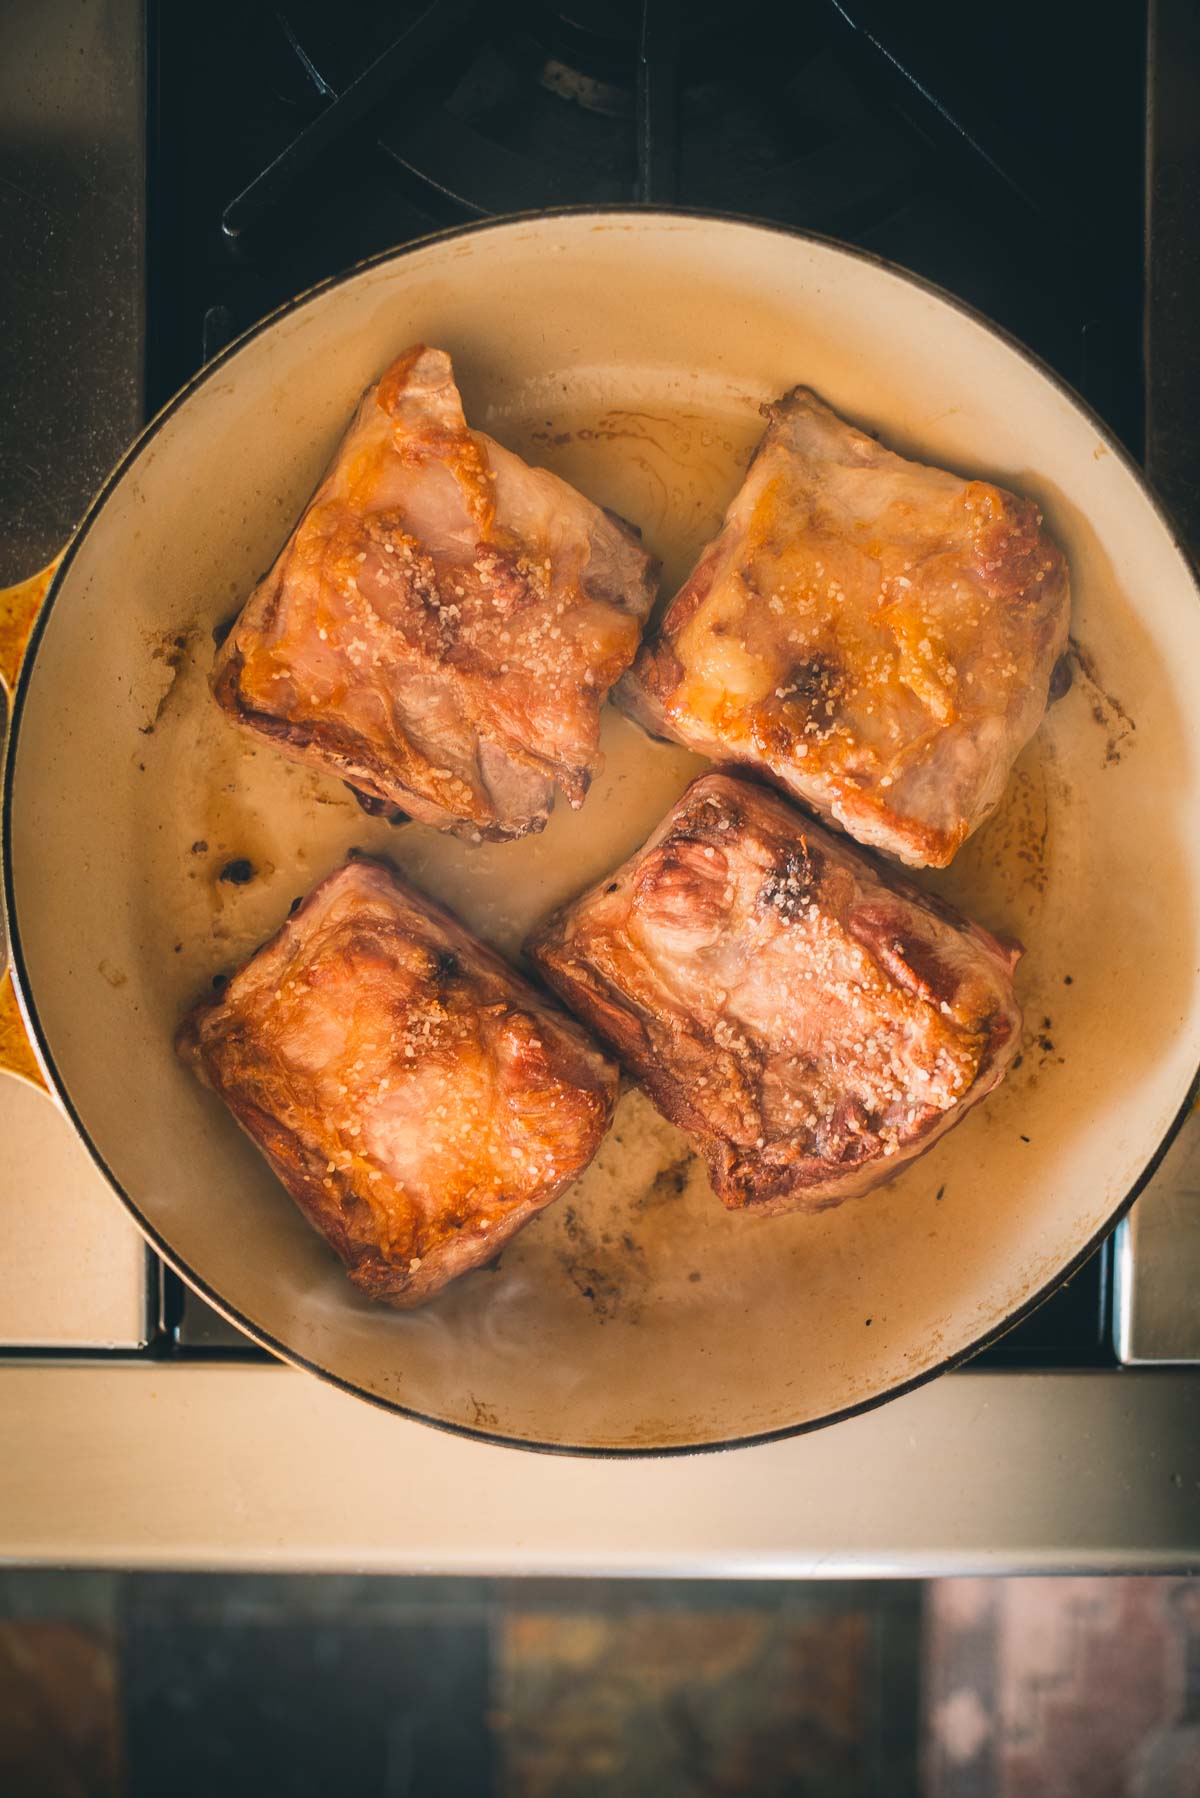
[530, 773, 1021, 1215]
[177, 858, 618, 1305]
[619, 386, 1069, 868]
[213, 345, 657, 840]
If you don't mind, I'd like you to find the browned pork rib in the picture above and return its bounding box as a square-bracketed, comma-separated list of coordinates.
[177, 858, 618, 1305]
[619, 386, 1069, 868]
[213, 345, 657, 840]
[530, 773, 1021, 1216]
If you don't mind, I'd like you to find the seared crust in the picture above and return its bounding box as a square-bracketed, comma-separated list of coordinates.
[618, 386, 1069, 868]
[212, 345, 658, 840]
[529, 773, 1022, 1215]
[177, 858, 618, 1304]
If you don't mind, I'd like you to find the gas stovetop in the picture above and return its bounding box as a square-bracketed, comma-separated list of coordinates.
[148, 0, 1148, 440]
[2, 0, 1196, 1367]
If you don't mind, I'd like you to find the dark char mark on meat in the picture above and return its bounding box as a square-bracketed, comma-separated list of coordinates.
[758, 838, 823, 921]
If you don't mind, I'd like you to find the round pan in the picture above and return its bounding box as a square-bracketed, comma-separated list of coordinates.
[6, 210, 1200, 1454]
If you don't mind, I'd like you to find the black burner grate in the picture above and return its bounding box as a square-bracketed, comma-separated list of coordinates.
[151, 1, 1146, 440]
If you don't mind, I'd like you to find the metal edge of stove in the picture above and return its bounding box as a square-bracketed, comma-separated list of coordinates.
[1113, 0, 1200, 1367]
[1115, 1118, 1200, 1365]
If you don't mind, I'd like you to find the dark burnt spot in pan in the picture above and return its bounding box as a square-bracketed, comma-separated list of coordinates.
[212, 613, 238, 648]
[567, 1261, 627, 1320]
[348, 785, 387, 816]
[633, 1155, 693, 1214]
[347, 784, 409, 825]
[218, 858, 255, 886]
[148, 628, 192, 670]
[1048, 653, 1074, 701]
[557, 1202, 646, 1323]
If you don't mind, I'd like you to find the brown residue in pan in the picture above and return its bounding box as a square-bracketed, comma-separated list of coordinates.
[1020, 1013, 1064, 1070]
[1067, 636, 1136, 765]
[559, 1204, 624, 1321]
[965, 757, 1051, 899]
[140, 627, 198, 735]
[632, 1153, 694, 1214]
[466, 1394, 499, 1429]
[557, 1200, 649, 1324]
[530, 408, 749, 472]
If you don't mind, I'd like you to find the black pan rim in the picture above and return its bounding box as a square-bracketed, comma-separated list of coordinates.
[5, 202, 1200, 1458]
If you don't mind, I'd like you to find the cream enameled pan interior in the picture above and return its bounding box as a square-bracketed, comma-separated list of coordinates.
[8, 213, 1200, 1452]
